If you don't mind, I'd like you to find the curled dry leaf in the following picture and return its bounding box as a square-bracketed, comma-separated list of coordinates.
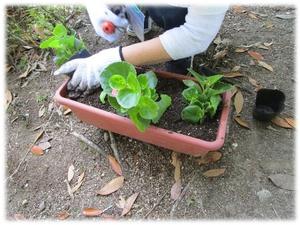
[96, 176, 124, 195]
[223, 72, 244, 78]
[82, 208, 103, 217]
[284, 117, 296, 128]
[271, 116, 292, 129]
[248, 77, 260, 88]
[5, 89, 13, 110]
[264, 42, 273, 47]
[65, 180, 74, 199]
[213, 49, 227, 60]
[248, 51, 264, 61]
[38, 105, 46, 118]
[108, 155, 122, 176]
[258, 61, 273, 72]
[56, 211, 70, 220]
[234, 90, 244, 115]
[203, 168, 226, 177]
[170, 181, 182, 200]
[235, 48, 248, 53]
[234, 116, 250, 129]
[31, 145, 44, 155]
[67, 164, 75, 182]
[121, 193, 139, 216]
[256, 43, 269, 50]
[196, 151, 222, 166]
[63, 108, 72, 115]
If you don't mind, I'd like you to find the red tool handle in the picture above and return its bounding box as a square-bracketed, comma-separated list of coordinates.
[101, 21, 116, 34]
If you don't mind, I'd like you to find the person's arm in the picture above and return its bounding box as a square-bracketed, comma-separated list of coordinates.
[122, 37, 172, 65]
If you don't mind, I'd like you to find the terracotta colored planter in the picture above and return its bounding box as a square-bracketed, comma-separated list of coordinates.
[54, 69, 232, 156]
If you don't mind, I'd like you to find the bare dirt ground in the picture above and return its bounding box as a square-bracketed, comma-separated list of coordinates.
[6, 6, 295, 220]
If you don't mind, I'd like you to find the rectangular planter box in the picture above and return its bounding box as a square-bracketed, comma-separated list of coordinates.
[54, 69, 232, 156]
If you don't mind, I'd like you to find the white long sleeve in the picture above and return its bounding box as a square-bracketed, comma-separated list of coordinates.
[159, 6, 228, 60]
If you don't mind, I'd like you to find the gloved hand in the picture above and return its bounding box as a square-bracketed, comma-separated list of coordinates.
[87, 4, 128, 42]
[54, 46, 122, 97]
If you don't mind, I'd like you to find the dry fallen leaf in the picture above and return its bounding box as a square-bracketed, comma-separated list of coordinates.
[268, 174, 294, 191]
[275, 14, 295, 20]
[248, 51, 264, 61]
[38, 105, 46, 118]
[82, 208, 103, 217]
[67, 164, 75, 182]
[271, 116, 293, 129]
[18, 65, 31, 79]
[63, 108, 72, 115]
[170, 181, 182, 200]
[213, 49, 227, 60]
[203, 168, 226, 177]
[223, 72, 244, 78]
[31, 145, 44, 155]
[235, 47, 248, 53]
[264, 42, 273, 47]
[248, 77, 261, 89]
[108, 155, 122, 176]
[14, 213, 26, 220]
[248, 12, 258, 19]
[284, 117, 296, 128]
[232, 5, 247, 14]
[171, 152, 181, 182]
[196, 151, 222, 166]
[258, 61, 274, 72]
[65, 180, 74, 199]
[5, 89, 13, 110]
[232, 66, 241, 72]
[234, 116, 251, 129]
[234, 90, 244, 115]
[96, 176, 124, 195]
[6, 64, 13, 73]
[256, 43, 269, 50]
[56, 211, 70, 220]
[121, 193, 139, 216]
[71, 172, 85, 193]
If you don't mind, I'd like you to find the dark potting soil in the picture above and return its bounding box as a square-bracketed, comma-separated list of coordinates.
[75, 77, 221, 141]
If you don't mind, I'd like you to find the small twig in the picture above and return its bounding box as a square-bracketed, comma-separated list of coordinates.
[144, 192, 168, 219]
[71, 132, 107, 157]
[170, 173, 197, 218]
[108, 131, 121, 164]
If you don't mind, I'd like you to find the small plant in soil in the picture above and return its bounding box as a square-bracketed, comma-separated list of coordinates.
[99, 62, 172, 132]
[181, 68, 233, 123]
[39, 24, 85, 66]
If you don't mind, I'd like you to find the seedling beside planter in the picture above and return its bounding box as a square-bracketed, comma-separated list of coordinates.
[54, 68, 232, 156]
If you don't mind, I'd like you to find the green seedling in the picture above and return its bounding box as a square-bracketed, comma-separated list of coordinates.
[99, 62, 172, 132]
[181, 68, 233, 124]
[39, 24, 85, 66]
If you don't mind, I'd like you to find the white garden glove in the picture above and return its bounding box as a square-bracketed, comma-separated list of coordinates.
[87, 4, 128, 42]
[54, 47, 122, 96]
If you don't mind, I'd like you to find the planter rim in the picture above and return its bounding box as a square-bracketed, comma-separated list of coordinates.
[54, 70, 232, 156]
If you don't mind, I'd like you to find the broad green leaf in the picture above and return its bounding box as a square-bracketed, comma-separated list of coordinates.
[128, 108, 151, 132]
[99, 91, 107, 104]
[143, 71, 158, 89]
[52, 24, 67, 37]
[108, 96, 122, 112]
[138, 96, 158, 120]
[182, 86, 199, 102]
[183, 79, 202, 92]
[109, 75, 126, 90]
[39, 36, 56, 48]
[206, 75, 224, 87]
[137, 74, 149, 90]
[127, 72, 141, 93]
[181, 105, 204, 123]
[151, 89, 159, 101]
[187, 68, 206, 88]
[117, 88, 140, 109]
[100, 62, 136, 94]
[208, 82, 233, 95]
[207, 95, 221, 117]
[152, 94, 172, 123]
